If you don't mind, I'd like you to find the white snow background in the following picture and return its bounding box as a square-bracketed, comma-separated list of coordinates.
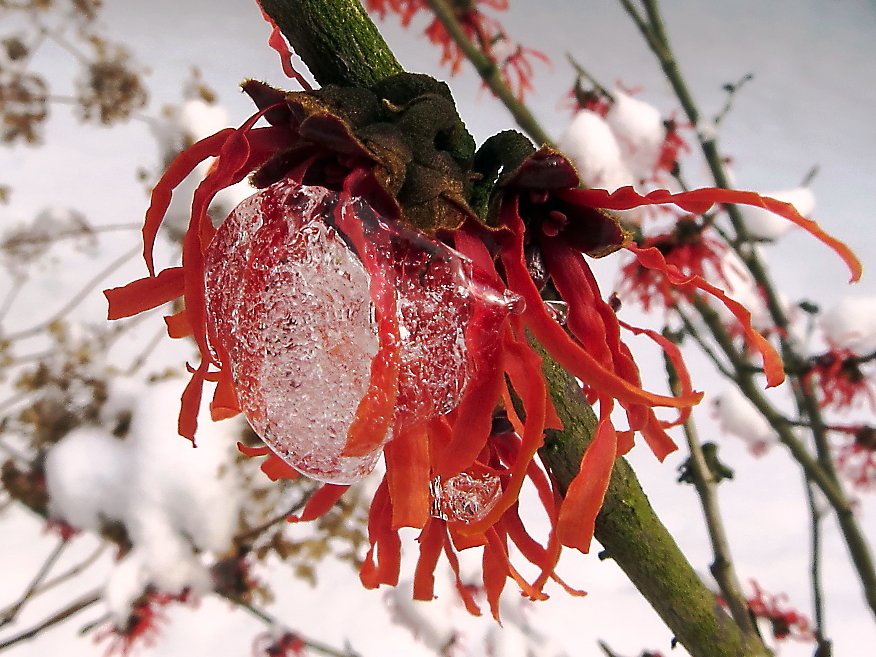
[1, 0, 875, 655]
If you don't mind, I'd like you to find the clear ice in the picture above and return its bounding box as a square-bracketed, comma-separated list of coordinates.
[430, 472, 502, 524]
[204, 178, 515, 484]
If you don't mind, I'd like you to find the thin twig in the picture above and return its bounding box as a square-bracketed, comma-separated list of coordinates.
[4, 244, 139, 342]
[421, 0, 554, 147]
[565, 54, 614, 101]
[0, 537, 68, 629]
[31, 544, 108, 600]
[714, 73, 754, 126]
[226, 594, 360, 657]
[806, 477, 827, 640]
[0, 590, 101, 652]
[664, 346, 759, 639]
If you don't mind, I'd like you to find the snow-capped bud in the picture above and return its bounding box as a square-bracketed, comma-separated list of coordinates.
[820, 297, 876, 356]
[712, 387, 779, 454]
[557, 110, 636, 192]
[604, 89, 664, 181]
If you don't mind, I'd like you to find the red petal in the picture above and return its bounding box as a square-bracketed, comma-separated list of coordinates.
[210, 368, 241, 421]
[557, 400, 618, 552]
[629, 243, 785, 387]
[412, 517, 445, 601]
[384, 422, 431, 530]
[237, 442, 271, 457]
[570, 187, 861, 283]
[178, 363, 207, 442]
[335, 201, 401, 457]
[105, 267, 184, 320]
[163, 310, 193, 339]
[143, 130, 234, 276]
[260, 455, 299, 481]
[289, 484, 349, 522]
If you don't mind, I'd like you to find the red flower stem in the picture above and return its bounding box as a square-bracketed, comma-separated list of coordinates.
[421, 0, 554, 147]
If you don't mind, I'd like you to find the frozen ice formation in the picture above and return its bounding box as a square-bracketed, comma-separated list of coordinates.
[430, 471, 502, 523]
[205, 178, 515, 484]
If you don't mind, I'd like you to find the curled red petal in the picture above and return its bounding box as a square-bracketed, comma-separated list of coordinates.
[443, 535, 482, 615]
[360, 478, 401, 589]
[556, 400, 618, 552]
[413, 517, 445, 601]
[257, 3, 313, 90]
[335, 200, 401, 457]
[143, 130, 234, 276]
[620, 318, 694, 429]
[104, 267, 184, 320]
[570, 186, 861, 283]
[163, 310, 193, 339]
[288, 484, 350, 522]
[629, 243, 785, 387]
[178, 362, 208, 443]
[260, 455, 299, 481]
[210, 368, 240, 421]
[236, 442, 271, 457]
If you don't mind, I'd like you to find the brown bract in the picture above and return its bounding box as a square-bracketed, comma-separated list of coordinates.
[243, 72, 478, 233]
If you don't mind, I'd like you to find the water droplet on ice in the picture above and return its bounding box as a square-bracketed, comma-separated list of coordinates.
[544, 299, 569, 325]
[430, 472, 502, 524]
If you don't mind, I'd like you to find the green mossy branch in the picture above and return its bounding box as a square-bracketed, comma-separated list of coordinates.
[258, 0, 402, 87]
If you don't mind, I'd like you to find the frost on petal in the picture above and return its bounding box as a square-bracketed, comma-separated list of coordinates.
[739, 187, 815, 241]
[557, 110, 636, 193]
[604, 89, 664, 182]
[820, 297, 876, 356]
[711, 388, 779, 454]
[44, 427, 132, 532]
[205, 179, 494, 484]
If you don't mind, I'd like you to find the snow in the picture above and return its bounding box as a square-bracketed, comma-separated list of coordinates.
[739, 186, 816, 241]
[820, 297, 876, 356]
[44, 427, 133, 532]
[557, 109, 635, 192]
[604, 89, 665, 182]
[43, 377, 244, 621]
[711, 387, 780, 454]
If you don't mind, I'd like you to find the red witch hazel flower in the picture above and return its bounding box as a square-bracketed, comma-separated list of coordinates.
[833, 425, 876, 491]
[104, 49, 860, 615]
[618, 216, 728, 312]
[366, 0, 548, 99]
[94, 590, 189, 657]
[252, 630, 306, 657]
[804, 348, 876, 412]
[746, 580, 814, 642]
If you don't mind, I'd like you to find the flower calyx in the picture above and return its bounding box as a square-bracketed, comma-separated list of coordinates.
[243, 72, 478, 233]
